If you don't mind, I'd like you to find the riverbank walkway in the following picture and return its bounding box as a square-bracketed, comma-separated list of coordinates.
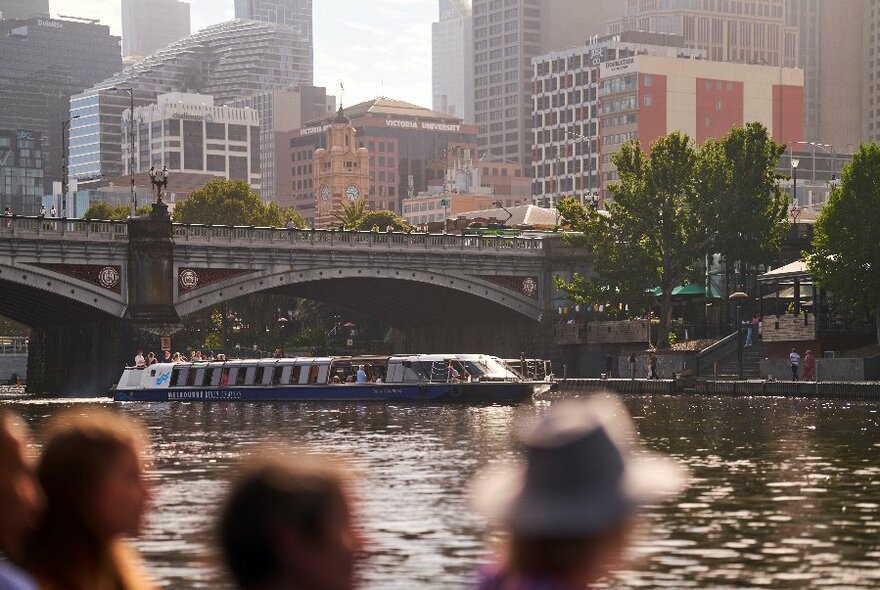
[556, 378, 880, 400]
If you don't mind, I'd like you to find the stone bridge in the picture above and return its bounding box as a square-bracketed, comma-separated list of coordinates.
[0, 209, 586, 394]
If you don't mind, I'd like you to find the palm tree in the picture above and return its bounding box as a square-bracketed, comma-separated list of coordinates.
[332, 198, 367, 229]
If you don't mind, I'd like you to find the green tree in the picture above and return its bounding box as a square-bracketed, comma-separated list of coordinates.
[83, 202, 151, 220]
[695, 122, 790, 265]
[331, 199, 367, 229]
[356, 210, 409, 231]
[809, 142, 880, 344]
[556, 132, 705, 347]
[172, 178, 305, 227]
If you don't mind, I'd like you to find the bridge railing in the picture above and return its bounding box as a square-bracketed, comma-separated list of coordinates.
[172, 224, 545, 252]
[0, 215, 128, 240]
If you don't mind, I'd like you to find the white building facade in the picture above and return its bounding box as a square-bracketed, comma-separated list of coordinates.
[123, 93, 261, 189]
[432, 0, 473, 123]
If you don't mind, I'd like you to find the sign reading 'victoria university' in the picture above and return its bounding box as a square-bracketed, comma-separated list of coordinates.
[300, 119, 462, 137]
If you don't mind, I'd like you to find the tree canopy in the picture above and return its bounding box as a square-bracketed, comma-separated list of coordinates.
[83, 202, 151, 220]
[557, 124, 788, 347]
[331, 199, 367, 229]
[356, 209, 409, 232]
[695, 122, 790, 265]
[171, 178, 305, 228]
[809, 142, 880, 343]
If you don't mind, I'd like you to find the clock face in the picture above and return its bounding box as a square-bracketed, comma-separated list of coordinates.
[320, 185, 331, 201]
[346, 184, 360, 201]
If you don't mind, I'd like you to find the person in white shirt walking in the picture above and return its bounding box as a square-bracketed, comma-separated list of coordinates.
[789, 348, 800, 381]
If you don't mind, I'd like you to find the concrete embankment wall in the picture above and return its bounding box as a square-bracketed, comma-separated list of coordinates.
[0, 355, 27, 383]
[557, 378, 880, 401]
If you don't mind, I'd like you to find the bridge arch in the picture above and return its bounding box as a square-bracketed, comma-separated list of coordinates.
[175, 265, 543, 325]
[0, 261, 126, 326]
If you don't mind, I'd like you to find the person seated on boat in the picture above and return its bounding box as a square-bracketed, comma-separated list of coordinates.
[355, 366, 367, 384]
[374, 376, 383, 384]
[471, 396, 687, 590]
[134, 350, 145, 369]
[162, 350, 172, 363]
[345, 375, 355, 384]
[217, 353, 226, 362]
[218, 451, 364, 590]
[171, 352, 183, 363]
[332, 376, 342, 384]
[147, 352, 158, 366]
[220, 370, 230, 386]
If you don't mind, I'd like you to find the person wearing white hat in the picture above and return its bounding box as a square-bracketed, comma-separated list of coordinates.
[471, 396, 687, 590]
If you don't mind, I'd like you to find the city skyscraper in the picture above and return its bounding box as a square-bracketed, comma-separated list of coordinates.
[234, 0, 312, 47]
[0, 16, 121, 196]
[608, 0, 799, 68]
[69, 18, 314, 185]
[0, 0, 49, 19]
[122, 0, 191, 59]
[432, 0, 473, 122]
[471, 0, 623, 174]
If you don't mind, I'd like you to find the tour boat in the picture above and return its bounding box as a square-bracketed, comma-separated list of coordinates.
[112, 354, 550, 403]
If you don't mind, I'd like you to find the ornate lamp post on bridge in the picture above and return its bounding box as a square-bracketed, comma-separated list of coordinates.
[149, 165, 169, 205]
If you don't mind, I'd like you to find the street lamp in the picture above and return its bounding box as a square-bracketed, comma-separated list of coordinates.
[110, 86, 136, 217]
[277, 317, 289, 353]
[729, 291, 749, 379]
[61, 115, 80, 218]
[790, 158, 800, 223]
[148, 165, 169, 204]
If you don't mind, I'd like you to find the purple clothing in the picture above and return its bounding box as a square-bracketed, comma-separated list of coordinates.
[0, 554, 37, 590]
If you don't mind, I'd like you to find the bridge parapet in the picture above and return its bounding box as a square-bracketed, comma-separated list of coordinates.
[0, 216, 128, 241]
[171, 224, 545, 255]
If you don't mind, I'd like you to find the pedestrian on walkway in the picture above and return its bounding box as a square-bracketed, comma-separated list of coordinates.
[471, 396, 687, 590]
[789, 348, 801, 381]
[745, 316, 754, 347]
[803, 350, 816, 381]
[627, 353, 637, 380]
[0, 413, 44, 590]
[648, 352, 659, 380]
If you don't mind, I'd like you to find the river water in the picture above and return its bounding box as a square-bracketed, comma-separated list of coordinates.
[4, 393, 880, 589]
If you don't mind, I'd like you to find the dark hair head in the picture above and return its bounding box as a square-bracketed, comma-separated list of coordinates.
[218, 455, 349, 588]
[36, 409, 146, 536]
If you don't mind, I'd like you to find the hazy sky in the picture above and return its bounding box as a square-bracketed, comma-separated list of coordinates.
[50, 0, 436, 108]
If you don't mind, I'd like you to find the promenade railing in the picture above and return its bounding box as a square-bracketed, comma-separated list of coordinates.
[0, 215, 128, 240]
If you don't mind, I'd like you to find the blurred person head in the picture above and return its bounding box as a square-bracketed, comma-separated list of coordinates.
[0, 412, 43, 562]
[218, 453, 363, 590]
[28, 408, 154, 590]
[472, 396, 687, 589]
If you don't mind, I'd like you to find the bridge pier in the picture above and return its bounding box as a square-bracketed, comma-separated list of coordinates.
[26, 318, 136, 395]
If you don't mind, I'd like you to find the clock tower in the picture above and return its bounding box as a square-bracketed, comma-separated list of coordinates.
[314, 106, 370, 228]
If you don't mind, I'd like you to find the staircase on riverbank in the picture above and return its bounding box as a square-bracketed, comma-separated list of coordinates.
[712, 339, 767, 380]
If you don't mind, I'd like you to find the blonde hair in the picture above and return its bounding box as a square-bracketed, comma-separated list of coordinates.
[29, 408, 155, 590]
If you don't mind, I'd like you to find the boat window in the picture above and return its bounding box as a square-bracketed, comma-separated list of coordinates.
[220, 367, 230, 386]
[272, 366, 284, 385]
[253, 367, 264, 385]
[185, 369, 198, 387]
[170, 368, 185, 387]
[234, 368, 247, 386]
[203, 368, 214, 386]
[308, 365, 321, 384]
[291, 365, 302, 384]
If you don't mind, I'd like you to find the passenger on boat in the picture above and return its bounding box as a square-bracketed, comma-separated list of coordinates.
[134, 351, 145, 369]
[332, 376, 342, 384]
[374, 376, 383, 384]
[471, 396, 687, 590]
[218, 452, 364, 590]
[447, 363, 460, 383]
[355, 366, 367, 384]
[147, 352, 158, 366]
[162, 350, 172, 362]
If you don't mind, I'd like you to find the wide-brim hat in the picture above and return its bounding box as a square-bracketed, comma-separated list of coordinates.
[472, 395, 687, 538]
